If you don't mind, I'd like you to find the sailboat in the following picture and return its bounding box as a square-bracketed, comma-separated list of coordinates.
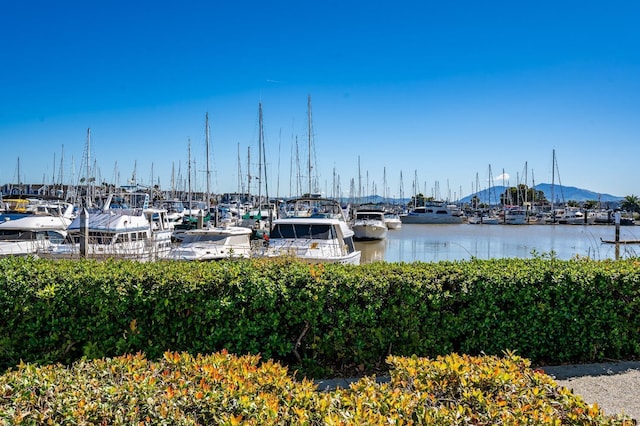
[254, 96, 361, 264]
[170, 113, 254, 259]
[239, 102, 276, 237]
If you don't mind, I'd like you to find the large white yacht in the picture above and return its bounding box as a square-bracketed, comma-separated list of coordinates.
[40, 193, 173, 261]
[0, 199, 75, 257]
[400, 202, 465, 224]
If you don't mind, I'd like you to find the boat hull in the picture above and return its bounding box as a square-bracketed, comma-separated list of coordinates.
[400, 214, 464, 224]
[352, 223, 388, 241]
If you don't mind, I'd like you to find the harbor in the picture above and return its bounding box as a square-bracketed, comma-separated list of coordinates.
[356, 223, 640, 264]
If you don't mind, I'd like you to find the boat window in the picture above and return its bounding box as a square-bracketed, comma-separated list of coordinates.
[358, 213, 382, 220]
[47, 231, 66, 244]
[89, 232, 113, 244]
[0, 230, 40, 241]
[182, 234, 228, 244]
[272, 223, 333, 239]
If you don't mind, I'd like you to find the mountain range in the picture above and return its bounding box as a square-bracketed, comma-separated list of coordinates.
[352, 184, 624, 206]
[459, 183, 623, 205]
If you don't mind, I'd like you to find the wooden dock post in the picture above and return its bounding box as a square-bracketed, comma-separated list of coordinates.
[80, 207, 88, 258]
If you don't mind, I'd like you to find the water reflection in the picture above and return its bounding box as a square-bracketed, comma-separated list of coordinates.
[355, 239, 387, 263]
[355, 224, 640, 264]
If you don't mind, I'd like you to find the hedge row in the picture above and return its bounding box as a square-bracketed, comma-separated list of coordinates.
[0, 351, 633, 424]
[1, 256, 639, 376]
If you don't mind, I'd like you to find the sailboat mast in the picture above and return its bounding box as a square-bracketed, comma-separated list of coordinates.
[307, 94, 313, 195]
[205, 112, 211, 209]
[247, 146, 251, 200]
[86, 128, 91, 191]
[187, 139, 192, 211]
[257, 102, 263, 205]
[551, 149, 555, 214]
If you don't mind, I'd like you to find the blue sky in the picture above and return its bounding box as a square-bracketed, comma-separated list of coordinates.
[1, 1, 639, 200]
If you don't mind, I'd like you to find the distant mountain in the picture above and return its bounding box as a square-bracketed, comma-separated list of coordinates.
[533, 184, 622, 204]
[343, 184, 623, 206]
[459, 184, 622, 205]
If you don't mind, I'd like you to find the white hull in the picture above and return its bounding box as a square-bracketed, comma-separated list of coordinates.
[168, 226, 252, 261]
[352, 209, 388, 241]
[383, 213, 402, 230]
[400, 203, 465, 225]
[400, 214, 464, 224]
[468, 215, 500, 225]
[256, 212, 361, 265]
[0, 207, 73, 257]
[352, 223, 388, 240]
[260, 240, 361, 264]
[0, 239, 55, 257]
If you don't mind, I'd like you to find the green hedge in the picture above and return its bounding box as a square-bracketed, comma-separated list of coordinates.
[1, 256, 639, 376]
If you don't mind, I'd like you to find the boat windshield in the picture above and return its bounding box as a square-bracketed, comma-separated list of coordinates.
[271, 223, 335, 240]
[181, 234, 229, 244]
[357, 213, 383, 220]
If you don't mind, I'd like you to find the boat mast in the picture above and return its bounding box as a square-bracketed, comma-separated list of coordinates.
[187, 138, 192, 212]
[85, 128, 92, 207]
[205, 112, 211, 210]
[358, 156, 362, 202]
[257, 102, 263, 206]
[551, 149, 555, 216]
[307, 94, 313, 195]
[247, 146, 251, 201]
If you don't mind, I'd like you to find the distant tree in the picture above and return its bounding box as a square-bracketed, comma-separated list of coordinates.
[566, 200, 580, 208]
[583, 200, 598, 210]
[409, 193, 434, 207]
[471, 195, 480, 209]
[500, 185, 547, 206]
[620, 195, 640, 213]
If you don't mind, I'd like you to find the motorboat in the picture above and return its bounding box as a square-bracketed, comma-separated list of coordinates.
[383, 211, 402, 230]
[351, 209, 388, 241]
[467, 211, 500, 225]
[556, 207, 595, 225]
[0, 200, 75, 257]
[400, 202, 465, 224]
[39, 193, 173, 261]
[168, 225, 252, 261]
[255, 196, 360, 264]
[503, 206, 528, 225]
[257, 216, 361, 264]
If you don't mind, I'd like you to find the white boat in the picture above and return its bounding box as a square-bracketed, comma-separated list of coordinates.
[256, 196, 360, 264]
[168, 225, 252, 261]
[352, 209, 388, 241]
[0, 200, 75, 257]
[40, 193, 173, 261]
[503, 207, 528, 225]
[258, 217, 361, 264]
[556, 207, 595, 225]
[383, 212, 402, 230]
[467, 211, 500, 225]
[400, 202, 465, 224]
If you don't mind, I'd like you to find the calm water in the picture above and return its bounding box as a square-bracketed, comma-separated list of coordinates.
[355, 224, 640, 264]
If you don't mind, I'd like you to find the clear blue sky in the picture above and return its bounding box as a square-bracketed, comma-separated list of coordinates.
[1, 1, 639, 200]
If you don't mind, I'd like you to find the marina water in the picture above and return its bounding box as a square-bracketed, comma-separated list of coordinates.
[355, 224, 640, 264]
